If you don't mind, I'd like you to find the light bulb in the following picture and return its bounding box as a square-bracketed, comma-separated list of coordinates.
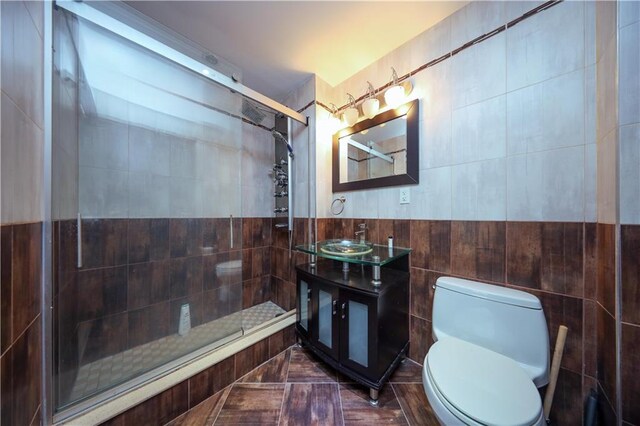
[362, 98, 379, 119]
[384, 85, 405, 109]
[343, 107, 359, 127]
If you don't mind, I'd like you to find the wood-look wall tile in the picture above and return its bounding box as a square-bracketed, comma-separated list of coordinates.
[379, 219, 410, 249]
[597, 381, 618, 426]
[81, 219, 127, 269]
[621, 323, 640, 425]
[254, 217, 272, 248]
[410, 220, 451, 272]
[170, 296, 204, 331]
[189, 356, 235, 408]
[540, 223, 584, 297]
[110, 381, 189, 425]
[0, 320, 41, 426]
[202, 287, 231, 323]
[340, 383, 407, 425]
[410, 268, 435, 321]
[235, 338, 269, 378]
[315, 219, 328, 242]
[451, 221, 505, 282]
[1, 226, 13, 352]
[216, 383, 285, 425]
[170, 257, 203, 299]
[506, 222, 542, 290]
[127, 219, 150, 264]
[547, 368, 583, 426]
[77, 266, 127, 322]
[203, 254, 224, 291]
[170, 218, 202, 258]
[150, 218, 170, 260]
[11, 223, 41, 338]
[127, 260, 171, 310]
[409, 315, 431, 364]
[80, 312, 128, 364]
[584, 223, 597, 300]
[597, 304, 617, 405]
[597, 223, 616, 315]
[242, 218, 254, 249]
[622, 225, 640, 325]
[584, 299, 597, 378]
[268, 325, 295, 357]
[242, 249, 252, 281]
[128, 302, 171, 348]
[392, 383, 440, 425]
[57, 219, 78, 273]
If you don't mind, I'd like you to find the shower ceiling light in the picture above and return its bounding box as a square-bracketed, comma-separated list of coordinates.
[362, 81, 379, 119]
[343, 93, 359, 127]
[384, 67, 407, 109]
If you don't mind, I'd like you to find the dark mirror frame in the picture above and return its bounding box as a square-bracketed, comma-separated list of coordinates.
[332, 98, 419, 192]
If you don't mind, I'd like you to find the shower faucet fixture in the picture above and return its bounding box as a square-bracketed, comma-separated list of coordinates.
[274, 191, 288, 198]
[274, 207, 289, 213]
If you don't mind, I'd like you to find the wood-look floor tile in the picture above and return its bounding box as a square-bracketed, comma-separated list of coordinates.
[168, 387, 230, 426]
[392, 383, 439, 425]
[340, 384, 408, 425]
[389, 359, 423, 383]
[215, 384, 285, 425]
[279, 383, 343, 426]
[286, 347, 337, 383]
[239, 349, 290, 383]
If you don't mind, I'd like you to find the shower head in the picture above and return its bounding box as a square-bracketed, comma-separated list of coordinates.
[242, 99, 266, 124]
[272, 130, 293, 154]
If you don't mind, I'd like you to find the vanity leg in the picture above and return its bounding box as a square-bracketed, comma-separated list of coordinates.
[369, 388, 379, 407]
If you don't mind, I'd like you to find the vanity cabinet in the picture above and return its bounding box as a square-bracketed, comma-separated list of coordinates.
[295, 262, 409, 402]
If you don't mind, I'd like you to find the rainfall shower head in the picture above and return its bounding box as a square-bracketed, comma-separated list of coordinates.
[242, 99, 266, 124]
[272, 130, 293, 154]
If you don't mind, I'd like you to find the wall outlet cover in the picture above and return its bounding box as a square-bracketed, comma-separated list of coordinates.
[399, 188, 410, 204]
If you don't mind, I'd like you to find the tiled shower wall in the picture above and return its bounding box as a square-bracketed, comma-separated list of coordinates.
[1, 0, 45, 425]
[54, 217, 274, 401]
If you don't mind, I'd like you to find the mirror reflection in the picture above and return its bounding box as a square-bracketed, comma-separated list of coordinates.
[338, 115, 407, 184]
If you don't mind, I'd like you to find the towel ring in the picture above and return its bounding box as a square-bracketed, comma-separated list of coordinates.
[331, 196, 346, 215]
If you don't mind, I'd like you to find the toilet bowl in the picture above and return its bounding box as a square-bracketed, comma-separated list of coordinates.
[422, 338, 545, 426]
[423, 277, 550, 426]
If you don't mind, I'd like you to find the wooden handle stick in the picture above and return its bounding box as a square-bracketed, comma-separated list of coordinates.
[543, 325, 568, 421]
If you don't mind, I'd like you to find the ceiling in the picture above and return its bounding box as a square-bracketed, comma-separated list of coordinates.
[127, 1, 467, 102]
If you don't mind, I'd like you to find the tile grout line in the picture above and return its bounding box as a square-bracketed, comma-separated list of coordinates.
[337, 382, 346, 426]
[390, 383, 412, 426]
[275, 383, 288, 426]
[210, 385, 232, 425]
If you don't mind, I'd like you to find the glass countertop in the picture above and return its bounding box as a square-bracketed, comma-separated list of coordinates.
[295, 239, 411, 266]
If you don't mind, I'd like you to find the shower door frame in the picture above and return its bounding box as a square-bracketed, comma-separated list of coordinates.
[45, 2, 308, 424]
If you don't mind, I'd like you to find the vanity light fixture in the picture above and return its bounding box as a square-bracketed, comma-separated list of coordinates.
[343, 93, 359, 127]
[362, 82, 380, 119]
[384, 67, 407, 109]
[328, 103, 341, 132]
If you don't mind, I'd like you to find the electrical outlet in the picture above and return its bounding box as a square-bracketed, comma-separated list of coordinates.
[399, 188, 410, 204]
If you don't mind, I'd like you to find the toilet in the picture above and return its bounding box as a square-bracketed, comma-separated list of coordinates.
[422, 277, 549, 426]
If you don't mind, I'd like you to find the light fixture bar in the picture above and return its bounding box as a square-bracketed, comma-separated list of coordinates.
[345, 138, 394, 164]
[55, 0, 308, 125]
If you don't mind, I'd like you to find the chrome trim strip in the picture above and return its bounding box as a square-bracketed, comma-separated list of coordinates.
[54, 0, 308, 125]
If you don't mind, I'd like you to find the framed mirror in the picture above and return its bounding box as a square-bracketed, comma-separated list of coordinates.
[332, 99, 419, 192]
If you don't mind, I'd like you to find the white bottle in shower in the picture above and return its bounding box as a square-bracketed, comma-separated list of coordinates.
[178, 303, 191, 336]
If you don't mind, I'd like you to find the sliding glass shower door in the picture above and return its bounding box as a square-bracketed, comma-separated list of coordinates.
[52, 6, 247, 412]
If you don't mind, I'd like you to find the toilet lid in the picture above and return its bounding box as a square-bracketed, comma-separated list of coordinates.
[427, 338, 542, 426]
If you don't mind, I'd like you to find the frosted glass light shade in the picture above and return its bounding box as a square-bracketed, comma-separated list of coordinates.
[343, 107, 359, 127]
[362, 98, 379, 119]
[384, 85, 405, 108]
[327, 114, 341, 132]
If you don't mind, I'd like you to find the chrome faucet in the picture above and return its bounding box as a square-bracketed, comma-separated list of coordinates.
[355, 223, 367, 243]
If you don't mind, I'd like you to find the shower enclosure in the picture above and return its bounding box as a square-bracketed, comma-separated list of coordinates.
[50, 1, 307, 418]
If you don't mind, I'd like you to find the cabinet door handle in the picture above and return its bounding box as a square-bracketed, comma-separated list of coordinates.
[307, 288, 311, 302]
[341, 302, 346, 319]
[332, 300, 337, 316]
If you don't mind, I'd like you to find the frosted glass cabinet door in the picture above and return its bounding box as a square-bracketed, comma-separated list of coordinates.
[299, 280, 309, 332]
[318, 289, 333, 348]
[348, 300, 369, 367]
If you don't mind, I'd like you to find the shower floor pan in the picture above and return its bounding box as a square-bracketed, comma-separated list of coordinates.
[68, 301, 285, 403]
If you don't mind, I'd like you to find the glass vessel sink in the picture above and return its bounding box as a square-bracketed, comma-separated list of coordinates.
[319, 239, 374, 257]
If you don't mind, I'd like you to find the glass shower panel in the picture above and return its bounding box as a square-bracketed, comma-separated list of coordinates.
[52, 8, 246, 411]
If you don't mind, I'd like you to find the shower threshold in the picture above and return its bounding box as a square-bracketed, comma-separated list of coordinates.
[66, 301, 286, 406]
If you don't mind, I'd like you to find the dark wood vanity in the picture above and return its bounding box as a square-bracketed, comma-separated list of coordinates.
[294, 243, 410, 405]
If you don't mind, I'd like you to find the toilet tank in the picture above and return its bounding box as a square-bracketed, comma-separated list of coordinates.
[432, 277, 549, 387]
